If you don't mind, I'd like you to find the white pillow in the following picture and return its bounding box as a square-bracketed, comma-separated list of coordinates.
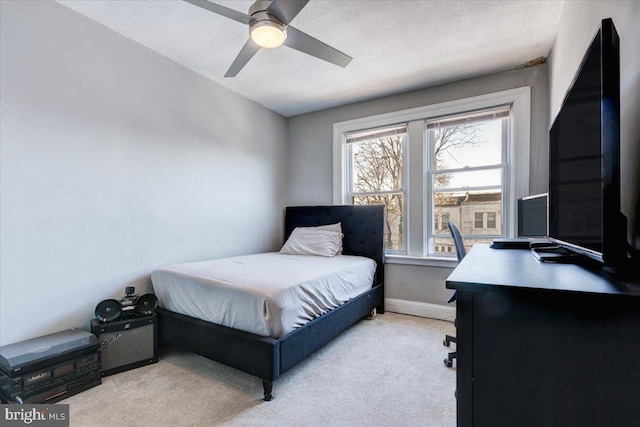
[307, 223, 343, 254]
[279, 228, 344, 257]
[311, 222, 342, 233]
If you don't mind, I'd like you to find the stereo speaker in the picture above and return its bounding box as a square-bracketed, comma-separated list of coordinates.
[94, 288, 158, 323]
[95, 299, 122, 322]
[90, 314, 158, 376]
[135, 293, 158, 315]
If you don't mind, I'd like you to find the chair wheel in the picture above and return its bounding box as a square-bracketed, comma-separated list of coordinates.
[443, 339, 450, 347]
[444, 358, 453, 367]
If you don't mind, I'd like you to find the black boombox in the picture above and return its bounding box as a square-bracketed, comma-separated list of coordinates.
[94, 287, 158, 323]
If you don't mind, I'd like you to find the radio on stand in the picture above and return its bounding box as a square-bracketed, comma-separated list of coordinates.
[94, 286, 158, 323]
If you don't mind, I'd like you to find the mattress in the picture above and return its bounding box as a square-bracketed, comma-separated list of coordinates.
[151, 253, 376, 338]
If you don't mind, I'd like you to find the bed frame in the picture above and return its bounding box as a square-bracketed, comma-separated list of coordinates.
[155, 205, 385, 401]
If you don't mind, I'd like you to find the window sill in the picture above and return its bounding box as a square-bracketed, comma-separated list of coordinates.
[385, 254, 458, 268]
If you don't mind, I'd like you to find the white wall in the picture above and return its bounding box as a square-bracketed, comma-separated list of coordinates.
[288, 66, 549, 306]
[0, 1, 288, 345]
[547, 0, 640, 249]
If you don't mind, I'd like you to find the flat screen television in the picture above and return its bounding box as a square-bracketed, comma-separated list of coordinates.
[518, 193, 548, 238]
[548, 18, 626, 265]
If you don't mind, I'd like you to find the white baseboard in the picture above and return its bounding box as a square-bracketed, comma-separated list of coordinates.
[385, 298, 455, 322]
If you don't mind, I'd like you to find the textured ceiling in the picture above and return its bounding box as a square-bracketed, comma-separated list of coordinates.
[57, 0, 565, 117]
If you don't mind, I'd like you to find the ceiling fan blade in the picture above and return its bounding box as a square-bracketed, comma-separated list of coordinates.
[183, 0, 251, 25]
[224, 39, 261, 77]
[267, 0, 310, 25]
[284, 26, 352, 68]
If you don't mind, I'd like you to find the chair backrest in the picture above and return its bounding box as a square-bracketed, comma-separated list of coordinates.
[447, 221, 467, 262]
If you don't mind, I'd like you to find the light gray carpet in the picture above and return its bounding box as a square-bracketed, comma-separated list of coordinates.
[64, 313, 456, 426]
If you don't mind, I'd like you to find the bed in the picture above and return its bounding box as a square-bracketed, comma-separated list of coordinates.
[154, 205, 385, 400]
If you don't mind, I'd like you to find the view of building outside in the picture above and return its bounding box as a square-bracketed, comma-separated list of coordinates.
[430, 110, 506, 255]
[433, 191, 502, 254]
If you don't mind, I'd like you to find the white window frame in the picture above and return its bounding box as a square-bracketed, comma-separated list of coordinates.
[426, 106, 509, 255]
[333, 87, 531, 266]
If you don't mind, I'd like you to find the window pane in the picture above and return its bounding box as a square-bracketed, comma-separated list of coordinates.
[434, 237, 494, 256]
[433, 238, 457, 255]
[474, 213, 484, 228]
[351, 135, 404, 192]
[487, 212, 496, 228]
[434, 168, 501, 190]
[434, 212, 450, 232]
[428, 108, 508, 256]
[431, 118, 503, 171]
[433, 191, 502, 236]
[352, 193, 404, 251]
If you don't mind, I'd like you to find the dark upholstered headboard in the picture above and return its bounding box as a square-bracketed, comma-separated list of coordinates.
[284, 205, 385, 287]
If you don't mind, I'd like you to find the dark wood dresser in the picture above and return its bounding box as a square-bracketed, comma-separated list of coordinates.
[446, 244, 640, 427]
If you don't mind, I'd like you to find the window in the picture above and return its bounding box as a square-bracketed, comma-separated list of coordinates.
[346, 124, 407, 251]
[334, 87, 531, 263]
[435, 213, 450, 232]
[428, 107, 507, 255]
[472, 212, 498, 229]
[487, 212, 497, 229]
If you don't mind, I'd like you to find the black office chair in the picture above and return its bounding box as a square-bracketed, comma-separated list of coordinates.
[443, 221, 466, 367]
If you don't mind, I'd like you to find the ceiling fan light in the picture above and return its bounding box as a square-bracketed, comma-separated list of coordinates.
[250, 20, 287, 49]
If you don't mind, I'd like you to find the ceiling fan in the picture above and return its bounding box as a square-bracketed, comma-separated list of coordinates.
[183, 0, 353, 77]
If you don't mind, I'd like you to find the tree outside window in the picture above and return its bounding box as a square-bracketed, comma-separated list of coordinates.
[429, 108, 508, 255]
[344, 106, 510, 255]
[336, 88, 530, 258]
[348, 128, 405, 251]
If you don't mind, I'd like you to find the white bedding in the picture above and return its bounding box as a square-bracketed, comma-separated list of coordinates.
[151, 253, 376, 338]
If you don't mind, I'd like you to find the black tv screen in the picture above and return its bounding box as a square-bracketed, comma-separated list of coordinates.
[548, 18, 623, 264]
